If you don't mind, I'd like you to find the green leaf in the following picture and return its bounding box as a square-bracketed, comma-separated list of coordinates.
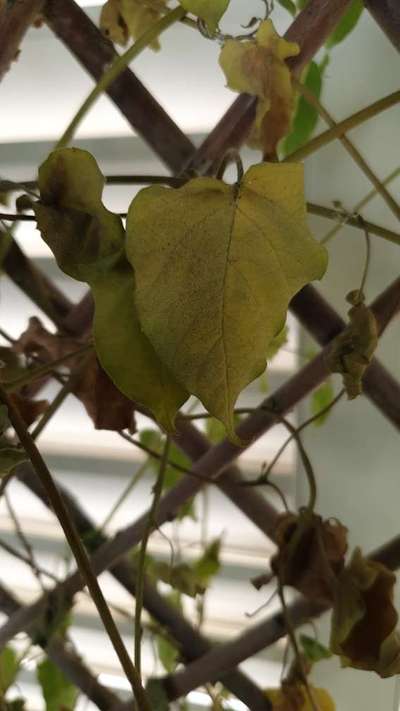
[35, 148, 187, 431]
[326, 0, 363, 49]
[300, 634, 332, 662]
[192, 538, 221, 586]
[127, 164, 327, 440]
[146, 678, 169, 711]
[157, 634, 179, 672]
[310, 380, 334, 426]
[276, 0, 296, 17]
[37, 658, 78, 711]
[139, 429, 195, 518]
[0, 647, 19, 695]
[283, 58, 328, 156]
[179, 0, 229, 31]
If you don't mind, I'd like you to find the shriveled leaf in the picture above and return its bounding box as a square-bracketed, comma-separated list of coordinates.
[219, 20, 300, 154]
[331, 548, 400, 677]
[100, 0, 168, 50]
[139, 428, 195, 518]
[179, 0, 229, 31]
[127, 163, 327, 439]
[9, 393, 48, 428]
[265, 684, 335, 710]
[271, 510, 348, 604]
[0, 647, 20, 694]
[100, 0, 129, 45]
[283, 58, 328, 156]
[37, 658, 78, 711]
[326, 0, 363, 49]
[310, 379, 334, 426]
[35, 148, 187, 431]
[326, 290, 378, 399]
[14, 317, 82, 365]
[157, 633, 180, 672]
[35, 148, 125, 282]
[73, 354, 135, 431]
[299, 635, 332, 663]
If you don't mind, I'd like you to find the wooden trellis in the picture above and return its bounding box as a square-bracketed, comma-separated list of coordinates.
[0, 0, 399, 709]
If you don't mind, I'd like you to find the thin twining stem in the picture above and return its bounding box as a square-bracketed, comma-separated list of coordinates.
[0, 383, 151, 711]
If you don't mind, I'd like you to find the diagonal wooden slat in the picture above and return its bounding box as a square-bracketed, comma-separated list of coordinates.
[0, 0, 44, 81]
[43, 0, 195, 172]
[364, 0, 400, 51]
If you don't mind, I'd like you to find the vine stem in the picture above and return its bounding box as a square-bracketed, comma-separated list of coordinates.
[294, 82, 400, 222]
[307, 203, 400, 246]
[135, 436, 171, 680]
[56, 6, 185, 149]
[0, 383, 151, 711]
[321, 165, 400, 244]
[286, 89, 400, 163]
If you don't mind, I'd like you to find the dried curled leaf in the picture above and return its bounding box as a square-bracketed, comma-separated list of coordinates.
[271, 510, 348, 604]
[73, 354, 136, 432]
[265, 683, 335, 710]
[330, 548, 400, 677]
[100, 0, 168, 50]
[179, 0, 229, 31]
[126, 163, 327, 440]
[326, 290, 378, 399]
[219, 20, 299, 155]
[34, 148, 187, 431]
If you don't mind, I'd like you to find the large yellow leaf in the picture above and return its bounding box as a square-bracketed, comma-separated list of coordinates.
[219, 20, 299, 155]
[34, 148, 187, 431]
[126, 163, 327, 439]
[179, 0, 229, 31]
[330, 548, 400, 677]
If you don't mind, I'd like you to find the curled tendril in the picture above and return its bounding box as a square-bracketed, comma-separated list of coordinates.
[196, 0, 273, 44]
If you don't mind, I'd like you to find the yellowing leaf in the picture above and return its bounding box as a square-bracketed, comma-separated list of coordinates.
[91, 266, 187, 431]
[179, 0, 229, 31]
[100, 0, 167, 49]
[99, 0, 129, 45]
[126, 163, 327, 439]
[265, 684, 335, 710]
[34, 148, 187, 431]
[326, 290, 378, 399]
[330, 548, 400, 677]
[219, 20, 300, 155]
[35, 148, 125, 282]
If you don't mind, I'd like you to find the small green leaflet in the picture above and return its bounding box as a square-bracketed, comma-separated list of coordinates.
[139, 428, 195, 519]
[326, 0, 363, 49]
[311, 380, 335, 426]
[192, 538, 221, 587]
[37, 658, 78, 711]
[283, 58, 328, 157]
[127, 163, 327, 440]
[276, 0, 296, 17]
[34, 148, 187, 431]
[146, 678, 169, 711]
[0, 647, 20, 695]
[300, 634, 332, 663]
[179, 0, 229, 31]
[157, 634, 180, 672]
